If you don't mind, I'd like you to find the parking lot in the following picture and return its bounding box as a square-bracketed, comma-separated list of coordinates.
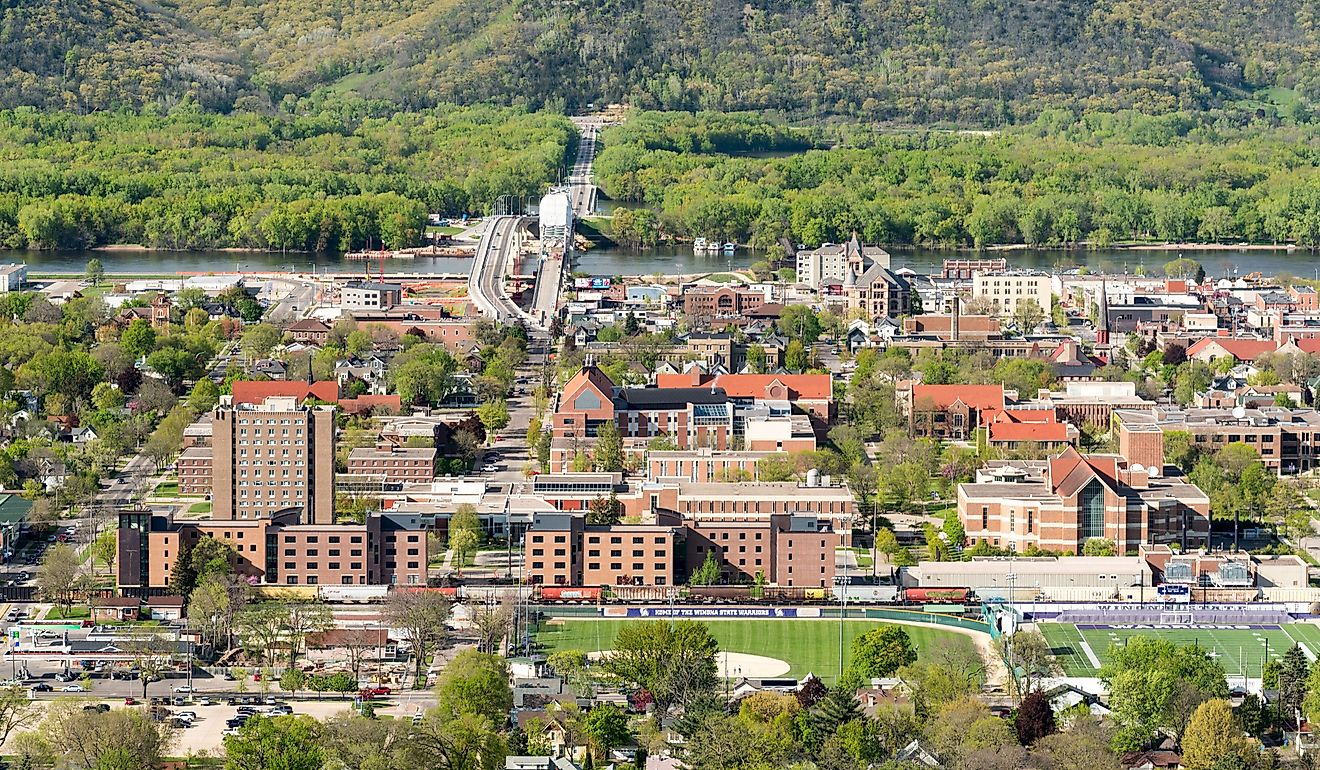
[0, 694, 427, 755]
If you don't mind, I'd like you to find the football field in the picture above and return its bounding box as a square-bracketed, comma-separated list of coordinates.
[1039, 621, 1320, 677]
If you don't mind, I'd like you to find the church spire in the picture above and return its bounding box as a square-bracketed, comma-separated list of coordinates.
[1096, 280, 1110, 346]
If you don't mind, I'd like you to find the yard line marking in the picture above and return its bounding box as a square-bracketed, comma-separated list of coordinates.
[1078, 634, 1102, 670]
[1281, 624, 1318, 662]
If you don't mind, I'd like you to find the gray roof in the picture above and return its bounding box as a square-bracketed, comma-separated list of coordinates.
[616, 387, 728, 409]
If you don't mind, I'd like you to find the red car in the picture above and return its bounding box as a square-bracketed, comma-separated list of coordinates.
[358, 687, 391, 698]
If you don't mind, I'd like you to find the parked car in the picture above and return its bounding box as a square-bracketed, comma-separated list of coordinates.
[82, 703, 109, 712]
[223, 728, 242, 737]
[124, 697, 137, 705]
[172, 685, 194, 693]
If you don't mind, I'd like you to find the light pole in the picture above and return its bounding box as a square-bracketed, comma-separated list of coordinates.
[838, 560, 848, 681]
[1005, 549, 1017, 703]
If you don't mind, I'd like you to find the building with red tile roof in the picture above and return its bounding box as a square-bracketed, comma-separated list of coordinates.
[899, 382, 1006, 440]
[230, 380, 340, 405]
[1185, 337, 1277, 363]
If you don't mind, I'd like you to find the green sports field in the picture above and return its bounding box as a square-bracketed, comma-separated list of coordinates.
[1039, 622, 1320, 678]
[534, 618, 977, 684]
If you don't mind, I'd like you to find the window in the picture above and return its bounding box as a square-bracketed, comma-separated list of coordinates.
[1080, 478, 1105, 541]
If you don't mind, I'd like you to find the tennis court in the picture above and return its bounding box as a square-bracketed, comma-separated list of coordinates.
[1039, 621, 1320, 677]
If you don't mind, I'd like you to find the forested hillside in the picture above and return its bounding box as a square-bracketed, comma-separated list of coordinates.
[0, 103, 573, 251]
[596, 110, 1320, 249]
[3, 0, 1319, 123]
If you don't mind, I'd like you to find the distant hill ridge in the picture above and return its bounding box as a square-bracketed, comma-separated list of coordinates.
[1, 0, 1316, 122]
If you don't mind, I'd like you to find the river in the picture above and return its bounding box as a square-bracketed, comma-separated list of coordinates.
[5, 244, 1318, 279]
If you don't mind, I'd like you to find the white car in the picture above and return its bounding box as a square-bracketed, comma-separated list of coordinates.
[60, 685, 85, 692]
[222, 728, 242, 737]
[172, 685, 195, 693]
[481, 464, 498, 473]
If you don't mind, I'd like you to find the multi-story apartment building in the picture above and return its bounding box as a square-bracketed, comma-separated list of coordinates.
[116, 509, 429, 591]
[957, 448, 1210, 555]
[685, 514, 838, 587]
[211, 395, 336, 523]
[177, 447, 213, 495]
[625, 479, 856, 545]
[1115, 406, 1320, 475]
[347, 445, 437, 482]
[971, 273, 1053, 319]
[523, 512, 839, 588]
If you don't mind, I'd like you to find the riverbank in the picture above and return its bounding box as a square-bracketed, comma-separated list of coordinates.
[986, 241, 1300, 253]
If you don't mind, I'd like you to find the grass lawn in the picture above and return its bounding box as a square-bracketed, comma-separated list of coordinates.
[426, 226, 465, 236]
[153, 482, 179, 498]
[187, 502, 212, 514]
[45, 606, 91, 620]
[535, 618, 975, 684]
[1039, 621, 1320, 678]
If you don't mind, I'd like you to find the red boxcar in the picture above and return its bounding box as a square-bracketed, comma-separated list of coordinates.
[538, 586, 603, 603]
[903, 587, 969, 603]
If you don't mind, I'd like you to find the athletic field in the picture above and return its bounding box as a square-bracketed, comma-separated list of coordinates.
[1039, 621, 1320, 678]
[535, 618, 976, 684]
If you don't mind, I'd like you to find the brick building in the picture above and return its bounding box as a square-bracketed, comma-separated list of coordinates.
[646, 450, 778, 482]
[116, 509, 429, 590]
[554, 366, 732, 450]
[957, 448, 1210, 555]
[347, 445, 437, 482]
[286, 319, 331, 344]
[1115, 406, 1320, 475]
[971, 273, 1053, 320]
[844, 263, 912, 320]
[899, 383, 1007, 440]
[177, 446, 213, 495]
[656, 370, 834, 424]
[523, 511, 838, 588]
[681, 286, 768, 325]
[211, 395, 336, 523]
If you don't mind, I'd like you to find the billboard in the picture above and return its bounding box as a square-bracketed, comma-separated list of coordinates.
[602, 607, 821, 619]
[574, 277, 612, 290]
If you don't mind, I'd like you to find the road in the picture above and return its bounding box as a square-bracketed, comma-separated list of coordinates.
[566, 123, 599, 217]
[263, 277, 317, 325]
[467, 215, 548, 330]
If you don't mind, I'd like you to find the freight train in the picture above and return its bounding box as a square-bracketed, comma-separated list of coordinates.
[361, 583, 972, 606]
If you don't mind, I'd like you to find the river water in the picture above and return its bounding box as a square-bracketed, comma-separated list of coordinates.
[5, 244, 1317, 279]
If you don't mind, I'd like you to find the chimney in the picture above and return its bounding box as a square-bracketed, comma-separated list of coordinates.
[950, 295, 960, 342]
